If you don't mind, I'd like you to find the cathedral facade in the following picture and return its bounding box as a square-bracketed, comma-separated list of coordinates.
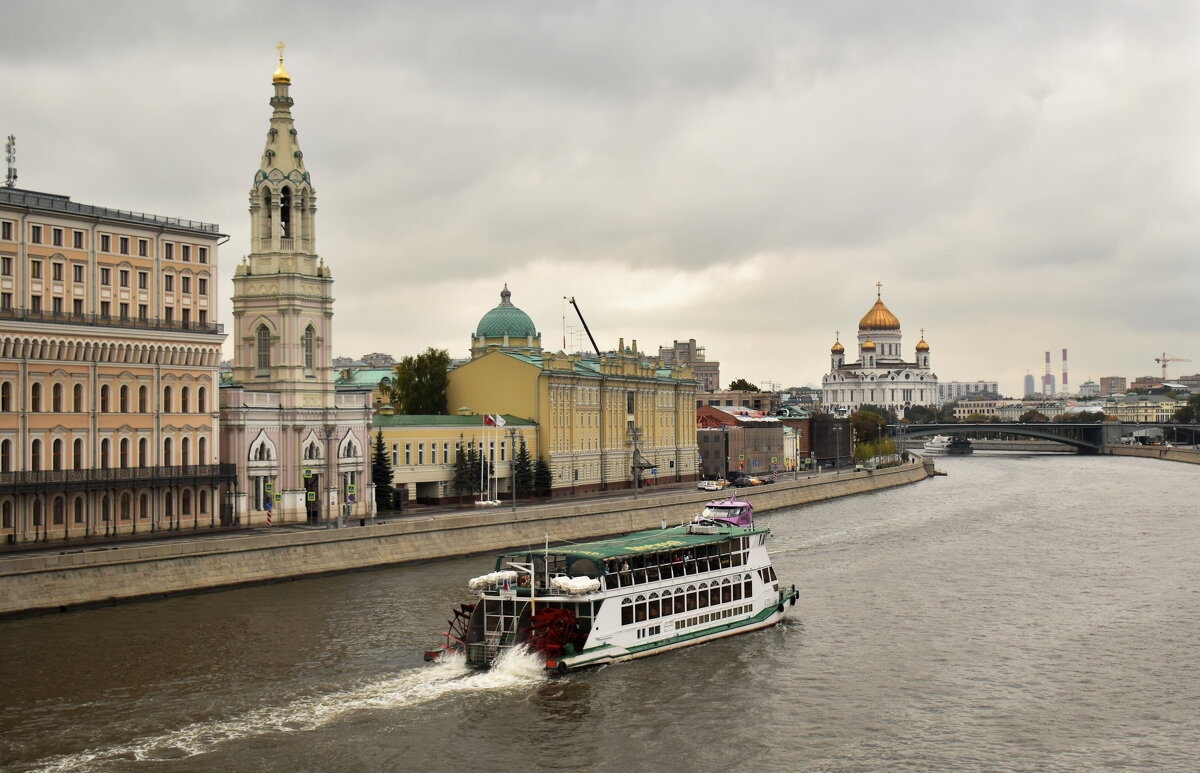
[821, 286, 939, 417]
[219, 51, 374, 526]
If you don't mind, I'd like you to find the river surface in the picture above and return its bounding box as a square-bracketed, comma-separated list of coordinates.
[2, 454, 1199, 772]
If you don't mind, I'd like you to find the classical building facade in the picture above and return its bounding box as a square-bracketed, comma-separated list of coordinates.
[219, 53, 373, 526]
[821, 286, 938, 417]
[448, 287, 699, 495]
[1, 187, 229, 543]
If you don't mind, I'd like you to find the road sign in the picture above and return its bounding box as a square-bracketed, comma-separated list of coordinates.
[651, 468, 658, 474]
[273, 493, 282, 503]
[264, 500, 272, 510]
[773, 464, 779, 471]
[306, 491, 316, 502]
[303, 468, 313, 479]
[264, 481, 273, 492]
[347, 494, 356, 504]
[738, 454, 745, 461]
[771, 457, 777, 463]
[347, 484, 356, 494]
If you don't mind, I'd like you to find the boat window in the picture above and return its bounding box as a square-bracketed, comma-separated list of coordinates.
[733, 583, 742, 601]
[744, 577, 753, 597]
[674, 589, 686, 614]
[635, 595, 647, 622]
[709, 585, 721, 606]
[648, 593, 660, 620]
[722, 579, 733, 604]
[621, 597, 633, 626]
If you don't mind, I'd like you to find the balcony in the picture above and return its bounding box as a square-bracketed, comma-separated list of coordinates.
[0, 307, 224, 335]
[0, 464, 236, 495]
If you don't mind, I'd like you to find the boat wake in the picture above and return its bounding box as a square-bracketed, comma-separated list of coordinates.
[27, 647, 548, 773]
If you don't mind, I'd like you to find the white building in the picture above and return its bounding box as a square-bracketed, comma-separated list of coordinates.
[821, 285, 938, 417]
[938, 380, 1001, 402]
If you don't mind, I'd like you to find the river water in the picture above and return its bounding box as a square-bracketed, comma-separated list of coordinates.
[2, 454, 1199, 772]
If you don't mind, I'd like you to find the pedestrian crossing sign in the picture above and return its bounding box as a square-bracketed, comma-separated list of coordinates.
[306, 491, 316, 502]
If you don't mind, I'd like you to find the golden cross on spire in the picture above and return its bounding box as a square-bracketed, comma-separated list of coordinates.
[835, 329, 840, 341]
[920, 328, 925, 338]
[277, 40, 286, 62]
[876, 281, 882, 298]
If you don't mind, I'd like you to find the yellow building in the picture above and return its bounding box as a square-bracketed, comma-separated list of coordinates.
[371, 413, 537, 504]
[447, 287, 699, 495]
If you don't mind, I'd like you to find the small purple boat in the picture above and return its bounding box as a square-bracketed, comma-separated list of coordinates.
[695, 496, 754, 528]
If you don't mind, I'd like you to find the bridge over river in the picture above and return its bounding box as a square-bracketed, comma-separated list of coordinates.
[890, 422, 1182, 454]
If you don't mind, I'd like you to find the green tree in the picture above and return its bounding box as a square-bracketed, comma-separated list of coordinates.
[963, 412, 991, 423]
[1019, 409, 1050, 423]
[371, 430, 393, 512]
[388, 347, 451, 415]
[858, 404, 898, 424]
[1171, 394, 1200, 424]
[533, 455, 553, 497]
[513, 439, 534, 497]
[905, 404, 939, 423]
[850, 410, 886, 443]
[727, 378, 760, 392]
[452, 443, 474, 502]
[1053, 410, 1105, 423]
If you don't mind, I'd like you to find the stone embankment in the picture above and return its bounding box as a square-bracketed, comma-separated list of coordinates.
[0, 461, 932, 617]
[1106, 445, 1200, 464]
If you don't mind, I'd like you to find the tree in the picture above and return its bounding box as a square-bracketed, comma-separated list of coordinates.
[727, 378, 760, 392]
[1019, 409, 1049, 423]
[1053, 410, 1105, 423]
[850, 410, 886, 443]
[452, 444, 474, 502]
[533, 456, 553, 497]
[963, 413, 991, 423]
[1172, 394, 1200, 424]
[388, 347, 451, 415]
[905, 404, 939, 423]
[513, 439, 534, 497]
[371, 430, 393, 512]
[858, 403, 898, 424]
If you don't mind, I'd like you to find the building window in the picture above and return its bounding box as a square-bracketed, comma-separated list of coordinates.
[405, 444, 412, 465]
[138, 270, 148, 289]
[198, 277, 207, 295]
[303, 325, 315, 373]
[138, 239, 148, 257]
[100, 385, 110, 412]
[31, 439, 42, 471]
[100, 267, 110, 285]
[73, 439, 83, 469]
[30, 260, 42, 279]
[30, 295, 42, 312]
[1, 256, 10, 275]
[119, 269, 129, 288]
[197, 387, 207, 413]
[73, 383, 83, 411]
[30, 225, 42, 244]
[52, 228, 63, 247]
[198, 246, 208, 263]
[181, 308, 190, 325]
[72, 231, 83, 249]
[100, 301, 110, 317]
[139, 385, 148, 412]
[30, 382, 41, 412]
[163, 386, 173, 412]
[164, 242, 174, 259]
[1, 439, 10, 473]
[52, 383, 62, 411]
[182, 245, 191, 261]
[73, 264, 83, 282]
[119, 385, 129, 412]
[164, 274, 173, 291]
[52, 297, 63, 313]
[119, 302, 129, 318]
[418, 443, 425, 465]
[0, 382, 9, 412]
[0, 221, 11, 240]
[181, 275, 190, 293]
[119, 237, 129, 254]
[198, 310, 207, 325]
[72, 298, 82, 314]
[100, 234, 110, 252]
[52, 262, 63, 281]
[256, 325, 271, 372]
[164, 306, 173, 321]
[138, 304, 147, 319]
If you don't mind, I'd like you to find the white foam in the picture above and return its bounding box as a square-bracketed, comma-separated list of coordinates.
[28, 652, 546, 773]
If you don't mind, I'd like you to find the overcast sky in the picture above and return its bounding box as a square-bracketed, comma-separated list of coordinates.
[6, 1, 1198, 396]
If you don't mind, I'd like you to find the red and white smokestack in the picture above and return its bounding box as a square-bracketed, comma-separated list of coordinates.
[1043, 351, 1052, 394]
[1062, 348, 1068, 389]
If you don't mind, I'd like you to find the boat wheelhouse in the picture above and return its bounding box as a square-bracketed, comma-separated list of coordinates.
[424, 497, 797, 672]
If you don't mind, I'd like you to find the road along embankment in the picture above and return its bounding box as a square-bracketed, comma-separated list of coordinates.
[0, 461, 931, 616]
[1106, 445, 1200, 464]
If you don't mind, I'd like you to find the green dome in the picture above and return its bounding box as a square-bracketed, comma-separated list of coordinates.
[476, 285, 538, 339]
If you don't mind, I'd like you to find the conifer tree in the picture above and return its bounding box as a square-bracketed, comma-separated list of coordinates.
[513, 439, 534, 498]
[534, 455, 553, 498]
[452, 444, 473, 502]
[371, 430, 393, 512]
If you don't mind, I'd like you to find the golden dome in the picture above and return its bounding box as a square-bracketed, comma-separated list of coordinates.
[859, 298, 900, 331]
[916, 338, 930, 352]
[831, 340, 845, 354]
[273, 41, 291, 84]
[861, 339, 877, 351]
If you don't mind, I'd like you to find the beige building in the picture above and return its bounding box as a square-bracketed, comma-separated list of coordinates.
[1, 187, 228, 543]
[658, 339, 720, 392]
[953, 397, 1000, 419]
[447, 287, 699, 495]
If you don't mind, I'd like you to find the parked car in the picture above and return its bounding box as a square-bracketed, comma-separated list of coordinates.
[697, 480, 725, 492]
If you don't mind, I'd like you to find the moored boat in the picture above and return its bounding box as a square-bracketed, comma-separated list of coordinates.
[423, 496, 798, 672]
[945, 436, 973, 455]
[923, 435, 952, 454]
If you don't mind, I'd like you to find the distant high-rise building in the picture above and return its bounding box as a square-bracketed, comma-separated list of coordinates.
[1077, 380, 1101, 398]
[658, 338, 720, 392]
[1023, 373, 1036, 397]
[939, 381, 1001, 402]
[1099, 376, 1126, 396]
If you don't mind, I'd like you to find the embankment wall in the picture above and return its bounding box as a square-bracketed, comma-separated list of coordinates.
[0, 462, 930, 616]
[1106, 445, 1200, 464]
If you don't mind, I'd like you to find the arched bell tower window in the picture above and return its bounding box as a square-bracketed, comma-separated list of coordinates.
[262, 189, 273, 240]
[280, 186, 292, 238]
[303, 325, 315, 375]
[256, 325, 271, 374]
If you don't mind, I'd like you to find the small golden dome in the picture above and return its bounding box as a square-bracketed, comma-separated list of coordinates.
[916, 338, 930, 352]
[862, 339, 877, 351]
[831, 340, 845, 354]
[272, 41, 291, 84]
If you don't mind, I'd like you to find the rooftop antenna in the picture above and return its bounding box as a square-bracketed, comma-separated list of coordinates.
[4, 135, 15, 188]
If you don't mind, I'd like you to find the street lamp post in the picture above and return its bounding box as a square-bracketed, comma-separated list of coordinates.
[319, 424, 337, 529]
[627, 426, 644, 499]
[833, 424, 843, 475]
[506, 426, 519, 512]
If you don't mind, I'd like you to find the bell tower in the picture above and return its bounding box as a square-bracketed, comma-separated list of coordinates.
[230, 43, 334, 407]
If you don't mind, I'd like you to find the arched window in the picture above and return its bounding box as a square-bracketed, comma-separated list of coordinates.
[261, 189, 273, 239]
[163, 386, 173, 413]
[138, 385, 148, 412]
[163, 437, 173, 466]
[52, 383, 63, 412]
[73, 438, 83, 469]
[32, 500, 43, 527]
[31, 383, 41, 412]
[0, 381, 10, 412]
[99, 385, 110, 412]
[164, 491, 174, 520]
[30, 439, 42, 471]
[197, 387, 207, 413]
[280, 186, 292, 237]
[0, 439, 11, 473]
[52, 438, 63, 471]
[117, 385, 127, 412]
[139, 438, 148, 467]
[256, 325, 271, 372]
[101, 495, 110, 523]
[198, 436, 207, 464]
[199, 489, 209, 514]
[181, 437, 191, 467]
[180, 386, 190, 414]
[182, 489, 193, 515]
[73, 383, 83, 412]
[120, 493, 131, 521]
[73, 497, 84, 524]
[119, 438, 129, 468]
[139, 493, 149, 519]
[100, 438, 110, 468]
[303, 325, 315, 373]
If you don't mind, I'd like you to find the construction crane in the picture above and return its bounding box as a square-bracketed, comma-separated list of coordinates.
[1154, 352, 1191, 381]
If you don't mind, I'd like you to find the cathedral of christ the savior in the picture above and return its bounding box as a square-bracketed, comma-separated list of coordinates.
[821, 284, 939, 418]
[219, 48, 374, 526]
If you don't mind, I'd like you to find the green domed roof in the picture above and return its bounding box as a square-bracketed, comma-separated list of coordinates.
[476, 285, 538, 339]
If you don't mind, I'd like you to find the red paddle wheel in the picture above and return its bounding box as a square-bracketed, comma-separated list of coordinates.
[423, 603, 476, 662]
[523, 607, 579, 660]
